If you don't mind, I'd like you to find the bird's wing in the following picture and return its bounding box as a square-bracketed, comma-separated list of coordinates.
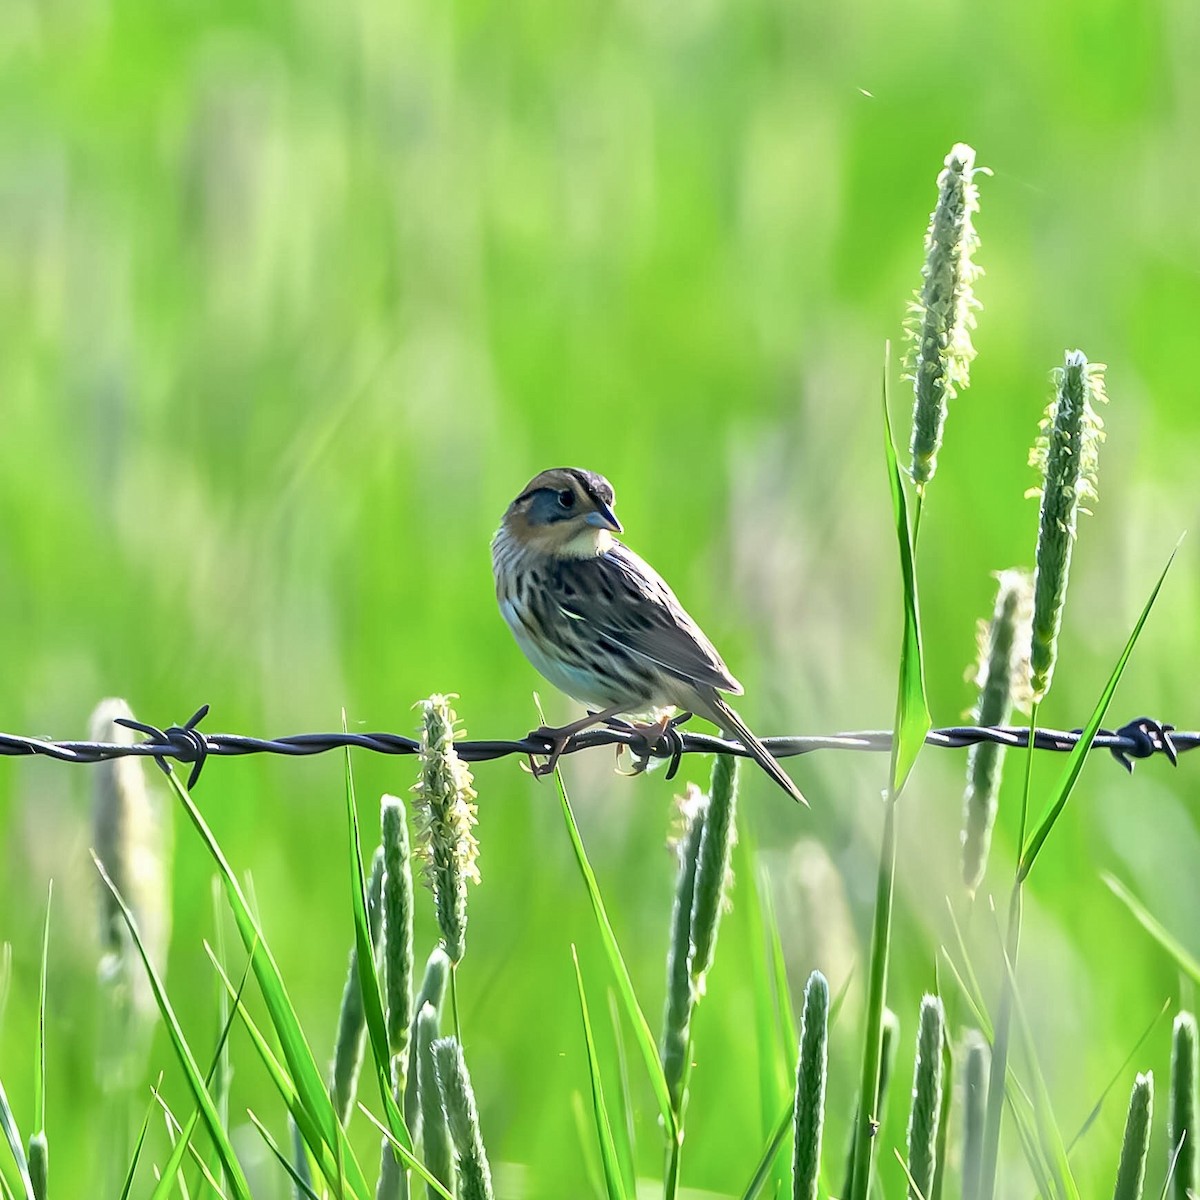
[551, 543, 744, 695]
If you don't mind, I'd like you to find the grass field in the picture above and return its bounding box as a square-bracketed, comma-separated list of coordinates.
[2, 0, 1199, 1196]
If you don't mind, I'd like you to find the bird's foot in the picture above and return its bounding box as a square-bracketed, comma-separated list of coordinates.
[616, 711, 693, 779]
[522, 725, 573, 778]
[522, 707, 626, 778]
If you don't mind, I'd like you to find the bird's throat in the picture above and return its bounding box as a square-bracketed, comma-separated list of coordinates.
[560, 527, 614, 558]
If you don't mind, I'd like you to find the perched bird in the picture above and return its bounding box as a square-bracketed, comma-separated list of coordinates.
[491, 467, 806, 804]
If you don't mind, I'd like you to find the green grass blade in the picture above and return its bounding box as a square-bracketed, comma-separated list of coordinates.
[154, 1090, 230, 1200]
[892, 1149, 929, 1200]
[1103, 875, 1200, 984]
[204, 944, 381, 1196]
[883, 352, 932, 795]
[1004, 1081, 1060, 1200]
[204, 947, 306, 1113]
[605, 992, 637, 1196]
[0, 1075, 33, 1200]
[734, 836, 795, 1196]
[938, 948, 989, 1041]
[733, 832, 793, 1126]
[553, 767, 678, 1143]
[942, 902, 991, 1038]
[159, 766, 371, 1198]
[571, 946, 628, 1200]
[117, 1085, 158, 1200]
[208, 878, 234, 1192]
[342, 743, 393, 1099]
[1068, 1000, 1171, 1154]
[148, 1109, 202, 1200]
[1162, 1136, 1187, 1200]
[210, 878, 232, 1130]
[205, 958, 350, 1192]
[569, 1091, 606, 1199]
[92, 852, 252, 1200]
[193, 939, 254, 1200]
[354, 1097, 451, 1200]
[0, 943, 10, 1029]
[998, 928, 1079, 1200]
[247, 1111, 322, 1200]
[27, 885, 50, 1200]
[940, 930, 1061, 1194]
[828, 968, 855, 1031]
[33, 885, 49, 1139]
[764, 882, 799, 1057]
[1019, 547, 1176, 881]
[738, 1096, 794, 1200]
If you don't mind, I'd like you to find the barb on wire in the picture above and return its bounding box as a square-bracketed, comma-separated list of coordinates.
[0, 708, 1186, 788]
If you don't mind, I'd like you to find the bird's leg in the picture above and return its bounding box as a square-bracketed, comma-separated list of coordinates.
[526, 705, 626, 778]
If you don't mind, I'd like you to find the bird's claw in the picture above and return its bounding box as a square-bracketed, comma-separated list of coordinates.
[616, 711, 693, 780]
[522, 724, 570, 778]
[524, 710, 696, 781]
[1108, 716, 1178, 773]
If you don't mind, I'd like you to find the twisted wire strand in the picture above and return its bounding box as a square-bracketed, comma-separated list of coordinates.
[0, 706, 1185, 789]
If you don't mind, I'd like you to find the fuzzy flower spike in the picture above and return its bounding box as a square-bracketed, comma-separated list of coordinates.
[412, 695, 480, 964]
[907, 143, 986, 488]
[1027, 351, 1108, 701]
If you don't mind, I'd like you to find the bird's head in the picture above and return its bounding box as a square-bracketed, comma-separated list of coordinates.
[501, 467, 623, 557]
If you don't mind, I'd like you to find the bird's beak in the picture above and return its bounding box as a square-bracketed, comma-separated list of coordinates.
[585, 503, 622, 533]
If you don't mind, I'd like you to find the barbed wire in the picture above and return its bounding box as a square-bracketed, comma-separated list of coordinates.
[0, 706, 1186, 789]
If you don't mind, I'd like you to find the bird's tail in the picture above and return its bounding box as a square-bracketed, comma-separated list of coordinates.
[710, 695, 808, 806]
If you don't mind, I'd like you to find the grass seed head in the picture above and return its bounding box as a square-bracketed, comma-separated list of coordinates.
[412, 695, 479, 963]
[793, 971, 830, 1200]
[1169, 1012, 1198, 1198]
[1113, 1072, 1153, 1200]
[687, 754, 738, 1001]
[906, 995, 946, 1198]
[433, 1037, 495, 1200]
[1028, 351, 1108, 701]
[907, 142, 985, 488]
[961, 569, 1034, 891]
[380, 793, 415, 1059]
[90, 698, 172, 1020]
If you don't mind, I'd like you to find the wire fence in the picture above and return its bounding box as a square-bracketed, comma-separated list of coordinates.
[0, 706, 1187, 789]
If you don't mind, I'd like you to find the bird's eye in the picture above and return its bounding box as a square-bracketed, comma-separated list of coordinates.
[557, 489, 576, 509]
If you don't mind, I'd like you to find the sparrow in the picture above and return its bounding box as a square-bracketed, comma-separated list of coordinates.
[491, 467, 805, 803]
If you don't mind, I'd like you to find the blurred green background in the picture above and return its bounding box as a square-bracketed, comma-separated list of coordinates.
[1, 0, 1198, 1195]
